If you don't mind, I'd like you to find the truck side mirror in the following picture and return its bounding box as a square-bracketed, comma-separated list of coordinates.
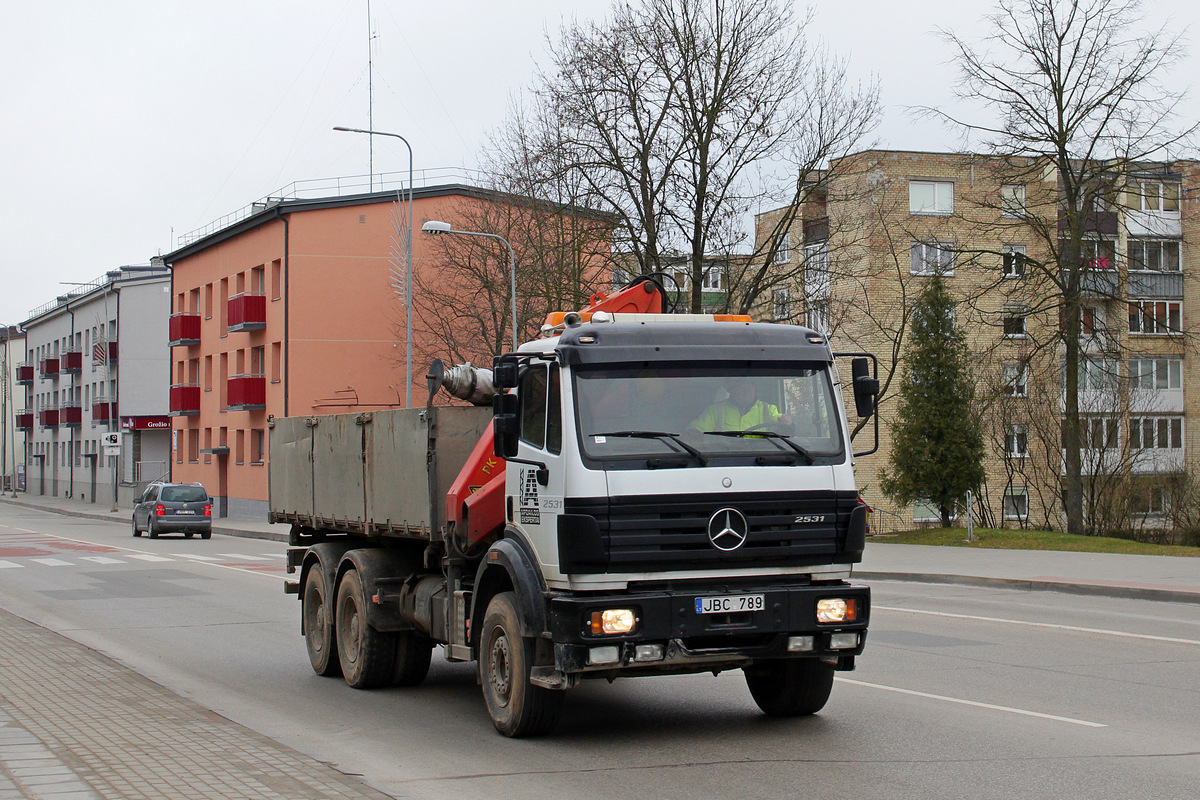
[493, 392, 520, 458]
[493, 356, 519, 389]
[852, 357, 878, 418]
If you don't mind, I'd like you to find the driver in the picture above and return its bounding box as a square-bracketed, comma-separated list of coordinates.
[688, 378, 792, 433]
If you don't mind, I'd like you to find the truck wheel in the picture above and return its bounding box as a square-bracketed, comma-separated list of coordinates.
[744, 658, 835, 717]
[335, 568, 396, 689]
[303, 567, 341, 677]
[392, 632, 433, 687]
[479, 592, 561, 737]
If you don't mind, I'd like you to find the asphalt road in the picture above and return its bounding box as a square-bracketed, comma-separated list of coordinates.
[2, 503, 1198, 799]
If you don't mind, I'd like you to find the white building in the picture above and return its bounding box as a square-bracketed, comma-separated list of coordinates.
[1, 324, 26, 493]
[18, 265, 172, 506]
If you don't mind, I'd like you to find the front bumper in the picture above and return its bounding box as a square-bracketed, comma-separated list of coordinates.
[545, 580, 869, 678]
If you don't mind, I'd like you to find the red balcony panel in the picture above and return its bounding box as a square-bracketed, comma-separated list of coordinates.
[169, 384, 201, 416]
[16, 364, 34, 385]
[60, 404, 83, 427]
[39, 407, 59, 428]
[107, 341, 118, 363]
[39, 357, 60, 378]
[226, 373, 266, 410]
[61, 350, 83, 373]
[227, 293, 267, 332]
[92, 400, 116, 422]
[15, 411, 33, 431]
[169, 312, 202, 346]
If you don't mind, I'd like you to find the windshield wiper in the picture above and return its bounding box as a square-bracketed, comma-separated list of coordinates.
[700, 430, 814, 464]
[593, 431, 708, 466]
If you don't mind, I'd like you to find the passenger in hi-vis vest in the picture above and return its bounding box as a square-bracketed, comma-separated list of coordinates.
[688, 378, 793, 433]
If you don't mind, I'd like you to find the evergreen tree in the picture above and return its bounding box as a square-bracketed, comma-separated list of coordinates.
[881, 276, 985, 528]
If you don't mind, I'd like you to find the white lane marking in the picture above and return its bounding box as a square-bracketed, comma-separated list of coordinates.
[259, 553, 286, 559]
[80, 557, 125, 565]
[216, 553, 272, 561]
[0, 561, 21, 569]
[14, 528, 38, 534]
[126, 554, 174, 563]
[837, 678, 1107, 728]
[31, 558, 73, 567]
[875, 605, 1200, 647]
[176, 554, 222, 561]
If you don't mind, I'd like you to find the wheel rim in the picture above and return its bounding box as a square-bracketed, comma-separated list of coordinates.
[340, 595, 361, 666]
[488, 627, 513, 708]
[305, 586, 327, 655]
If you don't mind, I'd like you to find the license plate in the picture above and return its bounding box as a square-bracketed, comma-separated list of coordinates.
[695, 594, 764, 614]
[176, 510, 195, 515]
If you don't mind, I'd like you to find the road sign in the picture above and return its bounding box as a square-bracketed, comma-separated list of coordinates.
[102, 432, 121, 457]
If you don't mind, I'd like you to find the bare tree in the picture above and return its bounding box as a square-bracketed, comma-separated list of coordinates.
[518, 0, 879, 314]
[929, 0, 1196, 534]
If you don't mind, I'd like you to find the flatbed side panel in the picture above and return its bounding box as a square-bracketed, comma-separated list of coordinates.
[267, 416, 315, 523]
[312, 413, 368, 531]
[365, 409, 436, 535]
[431, 406, 495, 527]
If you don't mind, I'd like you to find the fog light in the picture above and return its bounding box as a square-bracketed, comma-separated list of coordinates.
[633, 644, 664, 662]
[590, 608, 637, 635]
[816, 598, 858, 624]
[829, 633, 859, 650]
[588, 645, 620, 665]
[787, 636, 815, 652]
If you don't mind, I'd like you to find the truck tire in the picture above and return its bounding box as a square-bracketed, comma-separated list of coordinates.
[336, 568, 396, 689]
[392, 633, 433, 687]
[744, 658, 835, 717]
[479, 592, 561, 737]
[303, 566, 341, 677]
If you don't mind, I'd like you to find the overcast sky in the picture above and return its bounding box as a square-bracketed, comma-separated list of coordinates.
[2, 0, 1196, 324]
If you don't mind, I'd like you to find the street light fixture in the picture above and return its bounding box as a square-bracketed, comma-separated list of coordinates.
[422, 221, 519, 350]
[334, 125, 416, 407]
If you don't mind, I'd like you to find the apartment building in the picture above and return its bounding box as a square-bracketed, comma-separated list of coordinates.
[757, 150, 1197, 532]
[1, 325, 25, 493]
[16, 266, 172, 505]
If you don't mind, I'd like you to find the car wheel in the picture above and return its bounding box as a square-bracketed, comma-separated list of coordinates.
[148, 522, 159, 539]
[185, 532, 194, 539]
[200, 530, 212, 540]
[744, 658, 835, 717]
[132, 516, 141, 537]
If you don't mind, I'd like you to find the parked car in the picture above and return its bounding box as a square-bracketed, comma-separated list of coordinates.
[132, 482, 213, 539]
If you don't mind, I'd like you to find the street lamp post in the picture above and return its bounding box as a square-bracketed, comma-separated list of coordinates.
[334, 126, 415, 407]
[421, 221, 519, 351]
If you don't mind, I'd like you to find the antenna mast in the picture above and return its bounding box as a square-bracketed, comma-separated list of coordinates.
[367, 0, 375, 190]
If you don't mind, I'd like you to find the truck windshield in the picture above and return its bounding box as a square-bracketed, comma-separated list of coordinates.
[574, 363, 844, 465]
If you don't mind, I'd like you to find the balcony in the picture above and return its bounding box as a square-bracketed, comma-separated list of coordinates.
[39, 357, 60, 379]
[39, 407, 59, 428]
[226, 373, 266, 411]
[168, 312, 202, 346]
[60, 402, 83, 427]
[227, 293, 267, 332]
[15, 411, 33, 431]
[1058, 209, 1118, 236]
[1128, 271, 1183, 300]
[16, 364, 33, 385]
[61, 350, 83, 374]
[92, 398, 116, 423]
[1059, 267, 1120, 297]
[169, 384, 201, 416]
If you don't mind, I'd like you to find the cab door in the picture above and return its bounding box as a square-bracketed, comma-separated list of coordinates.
[511, 362, 565, 571]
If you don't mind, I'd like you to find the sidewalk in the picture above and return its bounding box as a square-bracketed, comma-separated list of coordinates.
[5, 492, 1200, 605]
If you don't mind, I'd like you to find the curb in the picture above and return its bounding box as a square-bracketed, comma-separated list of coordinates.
[854, 570, 1200, 606]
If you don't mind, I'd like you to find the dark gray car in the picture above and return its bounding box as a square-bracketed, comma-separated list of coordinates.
[132, 482, 212, 539]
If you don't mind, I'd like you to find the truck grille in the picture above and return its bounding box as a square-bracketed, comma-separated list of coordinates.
[564, 491, 856, 573]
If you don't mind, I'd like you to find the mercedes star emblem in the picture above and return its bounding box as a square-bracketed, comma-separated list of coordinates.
[707, 507, 749, 552]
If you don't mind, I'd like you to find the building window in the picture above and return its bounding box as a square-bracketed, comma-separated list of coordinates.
[1000, 184, 1025, 218]
[1002, 308, 1026, 338]
[252, 429, 265, 464]
[1128, 239, 1181, 272]
[701, 266, 723, 291]
[1002, 245, 1027, 278]
[1005, 424, 1028, 458]
[1003, 486, 1029, 521]
[1081, 239, 1116, 270]
[1075, 357, 1119, 393]
[772, 288, 790, 321]
[1003, 363, 1027, 397]
[1128, 181, 1180, 213]
[909, 180, 954, 215]
[1085, 417, 1119, 450]
[910, 241, 955, 276]
[773, 232, 791, 265]
[1131, 486, 1167, 516]
[1130, 358, 1182, 392]
[807, 300, 830, 336]
[1128, 301, 1181, 335]
[188, 429, 200, 464]
[271, 259, 282, 300]
[1130, 417, 1183, 451]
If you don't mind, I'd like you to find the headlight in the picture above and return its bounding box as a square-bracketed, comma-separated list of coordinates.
[589, 608, 638, 635]
[816, 597, 859, 624]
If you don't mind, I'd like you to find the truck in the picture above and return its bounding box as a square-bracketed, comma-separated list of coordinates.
[272, 276, 878, 736]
